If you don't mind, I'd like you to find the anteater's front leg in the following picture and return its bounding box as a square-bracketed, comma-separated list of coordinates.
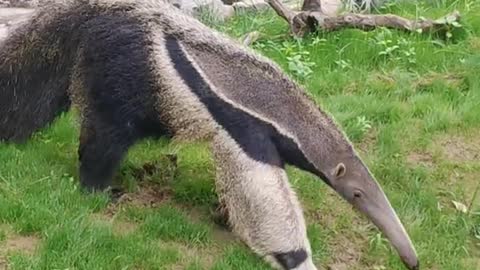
[78, 114, 137, 192]
[212, 131, 317, 270]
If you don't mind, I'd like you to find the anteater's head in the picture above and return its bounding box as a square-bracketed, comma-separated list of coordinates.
[301, 124, 419, 270]
[326, 154, 418, 269]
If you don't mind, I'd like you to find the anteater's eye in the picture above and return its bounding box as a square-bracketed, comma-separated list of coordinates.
[353, 190, 362, 198]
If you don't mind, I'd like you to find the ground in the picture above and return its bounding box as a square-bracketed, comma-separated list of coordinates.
[1, 0, 480, 269]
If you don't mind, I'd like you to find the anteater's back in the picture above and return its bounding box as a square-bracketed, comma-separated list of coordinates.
[0, 0, 146, 142]
[141, 0, 349, 168]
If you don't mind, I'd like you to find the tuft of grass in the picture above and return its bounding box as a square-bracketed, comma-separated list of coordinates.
[211, 245, 272, 270]
[140, 205, 212, 245]
[172, 143, 217, 205]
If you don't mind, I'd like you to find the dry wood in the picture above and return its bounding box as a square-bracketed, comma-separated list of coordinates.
[267, 0, 461, 37]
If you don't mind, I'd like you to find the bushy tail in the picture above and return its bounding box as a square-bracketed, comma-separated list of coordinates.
[0, 3, 89, 142]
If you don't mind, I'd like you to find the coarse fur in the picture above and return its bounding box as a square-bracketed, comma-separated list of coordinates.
[0, 1, 418, 269]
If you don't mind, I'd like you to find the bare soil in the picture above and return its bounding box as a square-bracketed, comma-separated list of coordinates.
[437, 134, 480, 163]
[406, 151, 435, 168]
[0, 234, 40, 270]
[327, 235, 363, 270]
[89, 213, 139, 236]
[356, 128, 377, 156]
[3, 235, 39, 254]
[469, 37, 480, 50]
[415, 72, 465, 91]
[166, 241, 218, 269]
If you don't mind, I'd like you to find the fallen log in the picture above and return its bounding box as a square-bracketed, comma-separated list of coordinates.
[267, 0, 461, 37]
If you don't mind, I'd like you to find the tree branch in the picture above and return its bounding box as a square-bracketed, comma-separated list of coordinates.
[267, 0, 461, 37]
[312, 11, 461, 32]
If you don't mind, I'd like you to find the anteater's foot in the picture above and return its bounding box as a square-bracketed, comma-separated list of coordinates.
[210, 201, 231, 230]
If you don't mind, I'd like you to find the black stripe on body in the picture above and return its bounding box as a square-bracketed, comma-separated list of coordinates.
[164, 34, 326, 182]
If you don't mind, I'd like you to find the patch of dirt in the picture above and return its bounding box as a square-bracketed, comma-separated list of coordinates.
[327, 234, 364, 270]
[212, 226, 235, 243]
[425, 131, 480, 211]
[356, 129, 377, 156]
[406, 151, 435, 168]
[112, 220, 138, 236]
[367, 72, 397, 88]
[178, 204, 238, 247]
[0, 224, 13, 236]
[3, 235, 38, 254]
[85, 158, 179, 237]
[105, 181, 173, 217]
[469, 37, 480, 51]
[104, 156, 178, 216]
[463, 259, 480, 270]
[0, 234, 40, 269]
[308, 189, 370, 269]
[0, 257, 6, 270]
[104, 157, 236, 248]
[209, 201, 230, 229]
[436, 135, 480, 163]
[451, 170, 480, 208]
[309, 189, 365, 229]
[165, 242, 218, 269]
[462, 240, 480, 270]
[414, 72, 465, 91]
[89, 213, 138, 236]
[122, 183, 172, 208]
[124, 154, 177, 183]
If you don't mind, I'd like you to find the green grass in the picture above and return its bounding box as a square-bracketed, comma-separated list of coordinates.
[1, 0, 480, 269]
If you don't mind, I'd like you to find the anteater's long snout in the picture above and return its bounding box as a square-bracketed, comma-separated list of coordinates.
[354, 181, 419, 270]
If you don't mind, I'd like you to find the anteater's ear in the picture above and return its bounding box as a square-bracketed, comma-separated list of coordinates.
[333, 163, 346, 178]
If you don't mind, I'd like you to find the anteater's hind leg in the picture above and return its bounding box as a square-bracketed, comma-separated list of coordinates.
[212, 130, 317, 270]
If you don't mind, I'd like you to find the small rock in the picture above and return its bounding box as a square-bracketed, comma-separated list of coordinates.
[452, 200, 468, 213]
[233, 0, 269, 13]
[321, 0, 342, 16]
[283, 0, 301, 10]
[241, 30, 261, 46]
[168, 0, 235, 21]
[344, 0, 386, 12]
